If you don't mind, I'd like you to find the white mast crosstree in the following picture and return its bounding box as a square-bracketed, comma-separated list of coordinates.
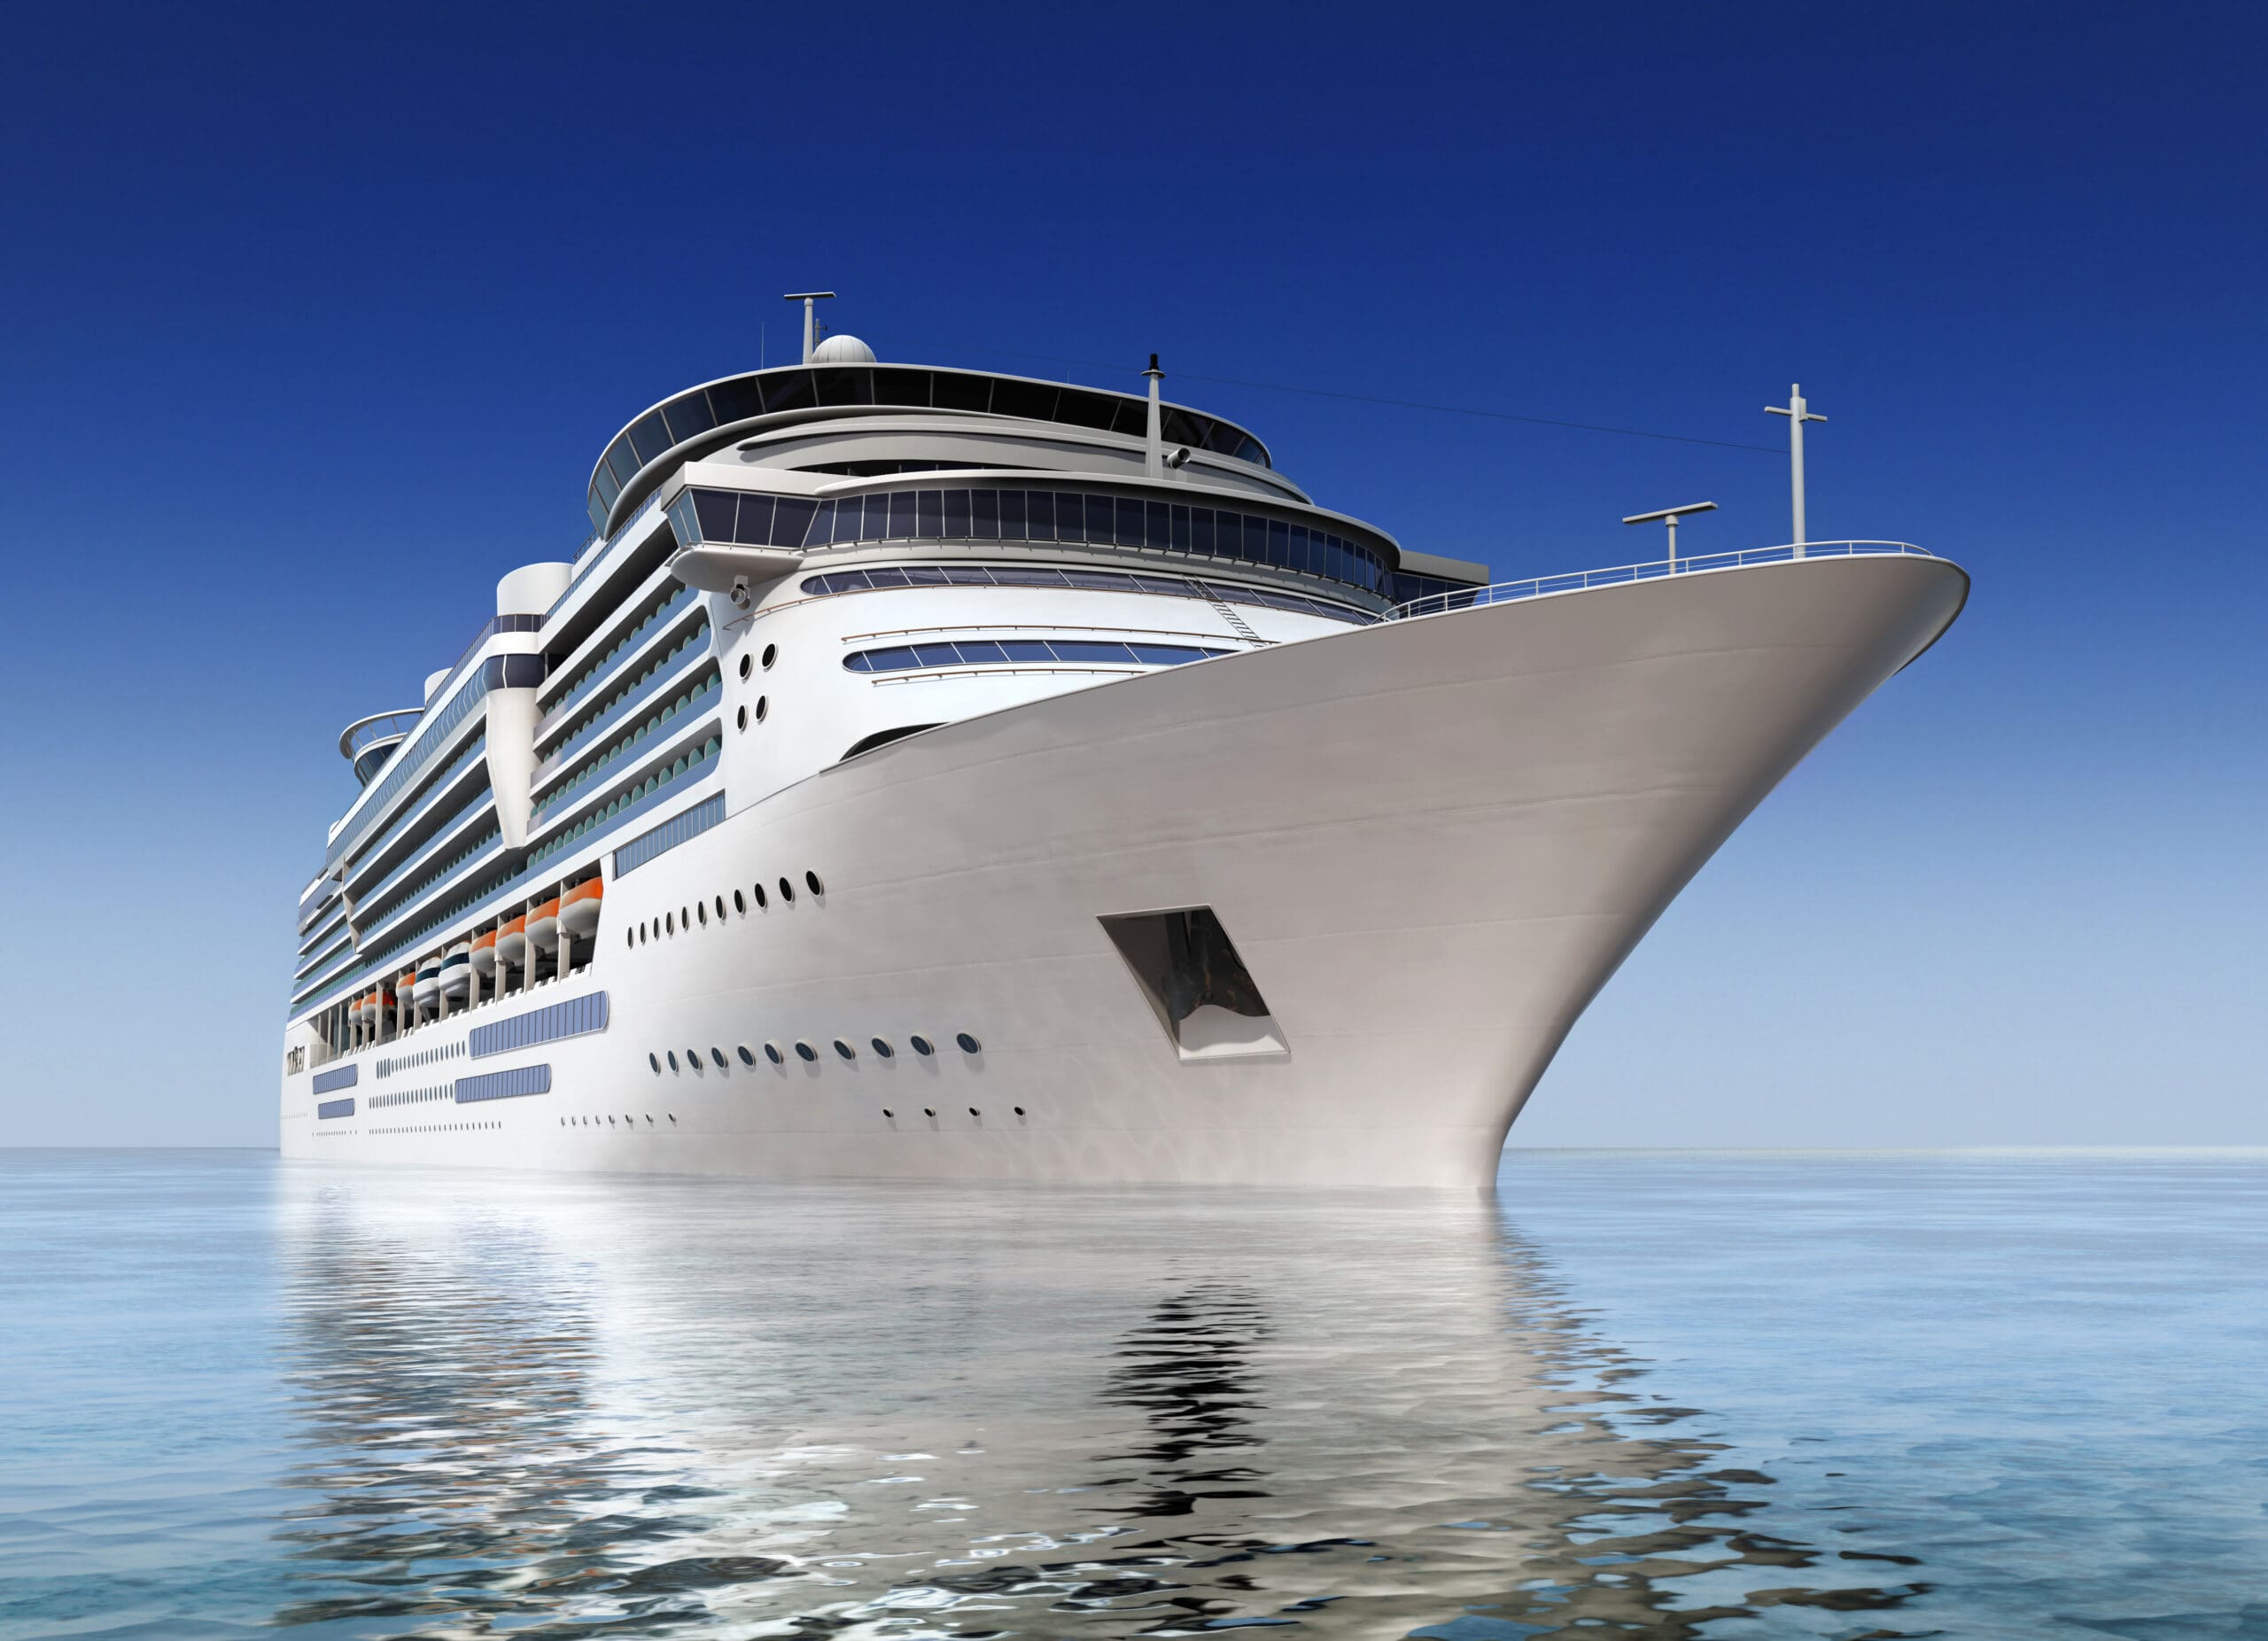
[1765, 385, 1828, 555]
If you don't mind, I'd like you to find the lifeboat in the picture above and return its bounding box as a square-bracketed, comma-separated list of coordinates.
[439, 943, 471, 999]
[378, 989, 397, 1018]
[414, 959, 440, 1008]
[470, 929, 498, 978]
[497, 915, 527, 968]
[529, 896, 563, 952]
[358, 992, 378, 1023]
[560, 877, 604, 939]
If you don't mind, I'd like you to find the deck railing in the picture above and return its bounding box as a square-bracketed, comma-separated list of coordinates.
[1384, 541, 1938, 621]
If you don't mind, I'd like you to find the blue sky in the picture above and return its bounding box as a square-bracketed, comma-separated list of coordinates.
[1, 3, 2259, 1147]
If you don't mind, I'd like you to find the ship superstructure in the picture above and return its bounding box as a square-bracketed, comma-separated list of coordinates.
[284, 326, 1965, 1186]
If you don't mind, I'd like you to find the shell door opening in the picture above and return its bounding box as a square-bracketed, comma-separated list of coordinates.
[1098, 906, 1287, 1062]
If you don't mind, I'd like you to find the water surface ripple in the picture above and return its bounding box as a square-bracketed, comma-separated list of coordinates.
[4, 1148, 2265, 1638]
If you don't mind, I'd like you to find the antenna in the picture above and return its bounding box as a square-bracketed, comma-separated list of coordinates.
[1621, 501, 1717, 573]
[782, 292, 837, 363]
[1143, 353, 1165, 479]
[1764, 385, 1828, 553]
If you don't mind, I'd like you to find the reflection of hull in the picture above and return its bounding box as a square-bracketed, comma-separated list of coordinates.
[280, 556, 1963, 1186]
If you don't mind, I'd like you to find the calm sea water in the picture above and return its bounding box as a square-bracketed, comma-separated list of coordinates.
[4, 1149, 2266, 1640]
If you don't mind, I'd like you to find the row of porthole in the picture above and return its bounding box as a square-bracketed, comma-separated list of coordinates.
[561, 1113, 677, 1127]
[651, 1031, 981, 1074]
[374, 1120, 502, 1134]
[629, 871, 825, 947]
[884, 1105, 1026, 1120]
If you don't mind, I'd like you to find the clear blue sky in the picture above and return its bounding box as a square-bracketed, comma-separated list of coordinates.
[2, 4, 2259, 1147]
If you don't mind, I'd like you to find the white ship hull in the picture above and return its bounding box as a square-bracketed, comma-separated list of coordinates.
[283, 552, 1963, 1186]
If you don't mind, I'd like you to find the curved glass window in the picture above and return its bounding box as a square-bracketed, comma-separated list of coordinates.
[591, 368, 1271, 532]
[796, 562, 1373, 625]
[672, 485, 1389, 598]
[847, 640, 1227, 674]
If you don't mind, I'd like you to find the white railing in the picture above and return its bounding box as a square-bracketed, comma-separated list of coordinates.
[1386, 541, 1937, 621]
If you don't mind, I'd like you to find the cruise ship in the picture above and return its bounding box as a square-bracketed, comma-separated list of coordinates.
[282, 320, 1967, 1186]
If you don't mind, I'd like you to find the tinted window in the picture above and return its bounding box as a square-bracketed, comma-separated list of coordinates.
[734, 496, 773, 544]
[873, 368, 929, 407]
[990, 379, 1057, 421]
[604, 437, 642, 488]
[814, 367, 872, 406]
[943, 489, 969, 537]
[954, 641, 1007, 665]
[916, 490, 944, 538]
[663, 390, 717, 443]
[1056, 389, 1117, 431]
[1108, 399, 1148, 435]
[707, 377, 765, 423]
[1115, 496, 1144, 548]
[971, 489, 999, 538]
[1084, 494, 1115, 543]
[760, 370, 815, 414]
[886, 492, 915, 539]
[1052, 641, 1138, 664]
[627, 410, 674, 464]
[931, 371, 993, 411]
[912, 643, 959, 667]
[772, 497, 817, 547]
[693, 490, 739, 541]
[999, 640, 1054, 662]
[593, 463, 622, 509]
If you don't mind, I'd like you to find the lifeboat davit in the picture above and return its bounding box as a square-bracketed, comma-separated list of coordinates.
[439, 943, 471, 999]
[470, 929, 497, 977]
[560, 878, 604, 939]
[529, 897, 563, 952]
[497, 915, 527, 968]
[414, 959, 440, 1007]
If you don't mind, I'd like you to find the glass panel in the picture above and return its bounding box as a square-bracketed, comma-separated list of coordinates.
[1290, 525, 1311, 572]
[813, 368, 872, 407]
[808, 501, 836, 544]
[593, 463, 622, 509]
[605, 437, 643, 488]
[865, 566, 910, 587]
[897, 565, 948, 585]
[1000, 640, 1054, 662]
[1244, 514, 1269, 563]
[1063, 569, 1131, 590]
[1131, 574, 1192, 595]
[771, 497, 818, 547]
[930, 370, 992, 411]
[1115, 496, 1144, 548]
[1021, 491, 1054, 541]
[1131, 644, 1201, 665]
[954, 641, 1007, 665]
[587, 493, 610, 533]
[627, 410, 674, 464]
[734, 496, 774, 544]
[1237, 435, 1270, 467]
[971, 489, 999, 539]
[886, 493, 915, 539]
[1269, 520, 1292, 568]
[1085, 494, 1115, 543]
[1170, 504, 1191, 552]
[939, 564, 992, 585]
[1055, 389, 1117, 431]
[759, 370, 816, 414]
[1051, 641, 1138, 664]
[1161, 408, 1204, 448]
[662, 390, 717, 444]
[998, 488, 1028, 540]
[943, 489, 970, 537]
[1108, 399, 1148, 435]
[915, 490, 943, 538]
[867, 646, 919, 671]
[1192, 509, 1216, 556]
[706, 376, 765, 424]
[873, 368, 929, 407]
[989, 565, 1064, 587]
[844, 652, 874, 673]
[989, 379, 1057, 422]
[692, 490, 738, 541]
[912, 643, 960, 667]
[1146, 500, 1172, 550]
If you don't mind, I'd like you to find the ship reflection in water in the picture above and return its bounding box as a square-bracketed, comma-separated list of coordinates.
[272, 1172, 1927, 1637]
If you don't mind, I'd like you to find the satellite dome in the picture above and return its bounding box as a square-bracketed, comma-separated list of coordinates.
[811, 333, 877, 363]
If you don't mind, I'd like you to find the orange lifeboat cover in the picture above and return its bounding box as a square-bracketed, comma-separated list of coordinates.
[532, 897, 561, 921]
[501, 914, 526, 936]
[565, 878, 603, 906]
[471, 929, 497, 951]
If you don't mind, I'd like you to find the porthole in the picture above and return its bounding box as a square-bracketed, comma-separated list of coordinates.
[681, 906, 690, 928]
[739, 652, 753, 681]
[736, 705, 748, 731]
[923, 1107, 936, 1118]
[957, 1032, 983, 1054]
[833, 1038, 855, 1061]
[911, 1035, 935, 1056]
[711, 1047, 727, 1069]
[882, 1107, 894, 1118]
[794, 1041, 818, 1062]
[762, 643, 777, 670]
[753, 883, 768, 910]
[764, 1042, 783, 1065]
[755, 695, 769, 722]
[968, 1107, 981, 1117]
[779, 877, 795, 904]
[1014, 1106, 1026, 1116]
[805, 869, 825, 896]
[736, 1045, 757, 1066]
[715, 895, 726, 920]
[734, 890, 746, 914]
[649, 1053, 660, 1074]
[686, 1047, 700, 1067]
[626, 929, 634, 950]
[665, 912, 674, 935]
[667, 1051, 679, 1072]
[871, 1038, 894, 1058]
[697, 902, 708, 927]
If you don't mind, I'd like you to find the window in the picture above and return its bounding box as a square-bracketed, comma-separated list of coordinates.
[764, 1042, 783, 1065]
[847, 640, 1229, 675]
[755, 696, 768, 722]
[779, 877, 795, 904]
[736, 1045, 757, 1066]
[956, 1032, 983, 1054]
[871, 1038, 894, 1058]
[667, 1051, 679, 1071]
[734, 890, 746, 914]
[911, 1035, 934, 1056]
[761, 643, 776, 669]
[737, 706, 747, 730]
[710, 1047, 727, 1069]
[794, 1041, 817, 1062]
[753, 883, 768, 909]
[649, 1053, 661, 1074]
[805, 871, 824, 896]
[833, 1039, 855, 1061]
[739, 652, 753, 680]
